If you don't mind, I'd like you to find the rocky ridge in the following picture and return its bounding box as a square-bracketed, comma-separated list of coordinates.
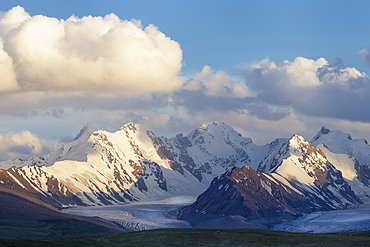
[0, 122, 281, 207]
[0, 121, 369, 227]
[181, 134, 370, 227]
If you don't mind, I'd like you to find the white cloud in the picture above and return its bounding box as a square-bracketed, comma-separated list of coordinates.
[184, 65, 252, 98]
[245, 57, 367, 90]
[0, 130, 61, 161]
[243, 57, 370, 122]
[0, 6, 183, 94]
[248, 57, 328, 88]
[0, 5, 29, 37]
[0, 38, 18, 91]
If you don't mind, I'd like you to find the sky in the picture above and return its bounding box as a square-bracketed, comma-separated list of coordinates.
[0, 0, 370, 161]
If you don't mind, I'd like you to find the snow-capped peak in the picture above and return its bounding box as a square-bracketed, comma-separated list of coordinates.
[73, 123, 98, 141]
[187, 121, 251, 144]
[2, 121, 369, 211]
[189, 121, 223, 139]
[311, 127, 370, 182]
[289, 135, 310, 150]
[119, 122, 140, 132]
[258, 134, 327, 175]
[311, 127, 352, 145]
[312, 126, 331, 142]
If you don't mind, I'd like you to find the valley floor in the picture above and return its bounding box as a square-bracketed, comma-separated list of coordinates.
[62, 195, 196, 231]
[273, 206, 370, 233]
[63, 196, 370, 233]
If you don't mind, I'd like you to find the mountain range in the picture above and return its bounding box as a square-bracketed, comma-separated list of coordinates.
[1, 122, 370, 229]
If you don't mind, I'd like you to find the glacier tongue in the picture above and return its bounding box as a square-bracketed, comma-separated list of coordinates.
[63, 195, 196, 231]
[273, 208, 370, 233]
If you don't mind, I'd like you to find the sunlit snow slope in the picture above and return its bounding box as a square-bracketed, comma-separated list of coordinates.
[0, 122, 280, 207]
[1, 123, 369, 213]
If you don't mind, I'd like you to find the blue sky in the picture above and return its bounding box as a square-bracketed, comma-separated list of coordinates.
[0, 1, 370, 160]
[2, 0, 369, 73]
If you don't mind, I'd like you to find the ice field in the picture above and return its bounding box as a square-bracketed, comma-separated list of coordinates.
[64, 195, 370, 233]
[63, 196, 195, 231]
[273, 207, 370, 233]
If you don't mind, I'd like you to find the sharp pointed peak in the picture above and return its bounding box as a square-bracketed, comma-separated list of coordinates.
[120, 122, 137, 129]
[73, 123, 98, 141]
[311, 126, 331, 142]
[188, 121, 242, 140]
[288, 135, 311, 147]
[119, 122, 148, 134]
[289, 134, 308, 142]
[311, 126, 355, 143]
[198, 121, 225, 129]
[320, 126, 331, 135]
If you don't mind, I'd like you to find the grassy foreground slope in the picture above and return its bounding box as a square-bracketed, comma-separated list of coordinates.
[1, 228, 370, 247]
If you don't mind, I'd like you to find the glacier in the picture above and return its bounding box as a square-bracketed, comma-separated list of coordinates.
[63, 195, 370, 233]
[63, 195, 195, 231]
[273, 207, 370, 233]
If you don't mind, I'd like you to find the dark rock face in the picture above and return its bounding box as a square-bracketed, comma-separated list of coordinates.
[362, 164, 370, 182]
[350, 156, 368, 181]
[147, 130, 201, 180]
[151, 133, 203, 181]
[181, 166, 306, 226]
[140, 160, 167, 191]
[181, 164, 362, 227]
[312, 126, 331, 141]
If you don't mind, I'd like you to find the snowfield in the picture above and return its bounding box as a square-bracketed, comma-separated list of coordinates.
[62, 196, 196, 231]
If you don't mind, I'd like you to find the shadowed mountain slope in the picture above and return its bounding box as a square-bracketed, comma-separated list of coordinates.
[0, 188, 126, 239]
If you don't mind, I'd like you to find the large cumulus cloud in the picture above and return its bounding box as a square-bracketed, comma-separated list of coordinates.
[0, 6, 183, 93]
[242, 57, 370, 122]
[183, 65, 252, 98]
